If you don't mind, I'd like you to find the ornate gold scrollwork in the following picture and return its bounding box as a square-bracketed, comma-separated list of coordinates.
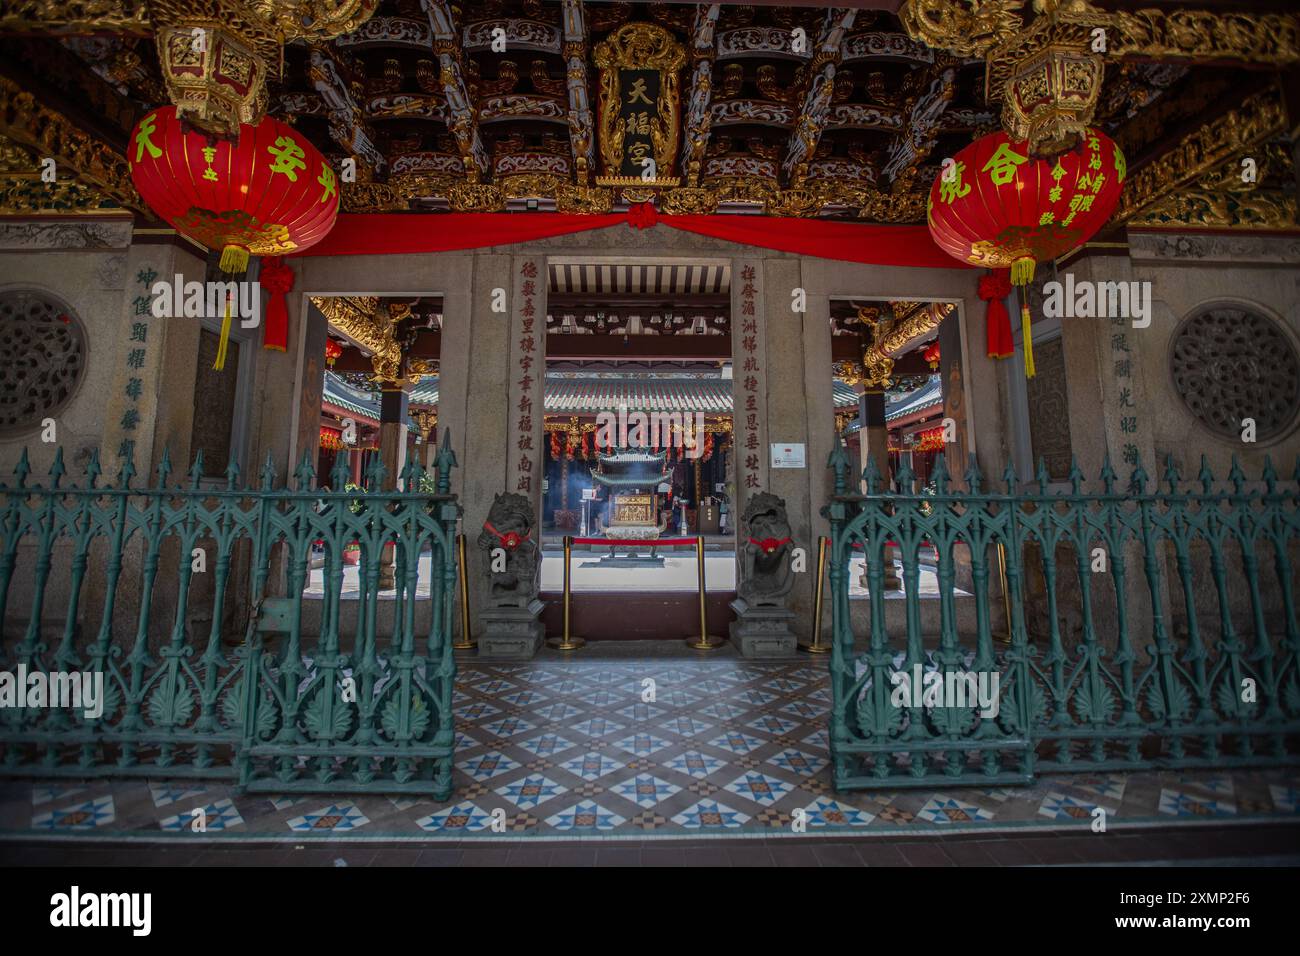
[554, 183, 614, 215]
[902, 0, 1300, 155]
[899, 0, 1024, 59]
[0, 76, 142, 212]
[448, 182, 505, 212]
[16, 1, 379, 138]
[661, 187, 717, 215]
[1115, 85, 1287, 224]
[311, 295, 403, 382]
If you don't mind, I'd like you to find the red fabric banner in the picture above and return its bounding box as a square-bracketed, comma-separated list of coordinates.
[294, 210, 967, 269]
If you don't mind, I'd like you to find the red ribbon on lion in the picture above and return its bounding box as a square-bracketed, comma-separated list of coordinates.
[484, 521, 528, 551]
[748, 536, 792, 555]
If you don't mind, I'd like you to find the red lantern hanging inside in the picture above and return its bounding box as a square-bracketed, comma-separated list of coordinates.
[128, 105, 340, 368]
[927, 128, 1125, 377]
[324, 337, 343, 367]
[923, 341, 941, 371]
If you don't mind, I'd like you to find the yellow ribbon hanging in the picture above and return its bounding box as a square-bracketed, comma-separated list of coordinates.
[212, 243, 248, 372]
[213, 292, 232, 371]
[1011, 256, 1037, 380]
[1020, 301, 1035, 379]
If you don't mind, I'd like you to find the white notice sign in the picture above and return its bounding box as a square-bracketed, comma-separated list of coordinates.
[581, 488, 597, 501]
[770, 443, 806, 468]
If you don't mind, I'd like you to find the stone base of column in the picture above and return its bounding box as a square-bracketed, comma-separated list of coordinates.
[860, 545, 903, 592]
[728, 598, 797, 659]
[477, 599, 545, 660]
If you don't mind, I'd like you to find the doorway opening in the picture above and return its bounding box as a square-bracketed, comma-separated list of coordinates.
[540, 258, 736, 637]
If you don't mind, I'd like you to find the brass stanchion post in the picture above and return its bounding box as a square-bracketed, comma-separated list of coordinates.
[686, 534, 725, 649]
[799, 536, 831, 654]
[994, 540, 1012, 643]
[547, 535, 585, 650]
[452, 532, 475, 650]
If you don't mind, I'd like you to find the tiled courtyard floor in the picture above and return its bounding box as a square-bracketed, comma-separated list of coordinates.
[1, 652, 1298, 850]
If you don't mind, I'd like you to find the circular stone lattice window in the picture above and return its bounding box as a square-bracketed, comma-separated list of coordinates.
[1169, 306, 1300, 442]
[0, 290, 88, 436]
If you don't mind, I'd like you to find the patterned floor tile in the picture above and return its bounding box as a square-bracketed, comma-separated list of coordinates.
[161, 798, 243, 832]
[769, 747, 828, 777]
[148, 783, 206, 808]
[31, 784, 86, 807]
[916, 796, 995, 824]
[708, 730, 768, 755]
[459, 752, 522, 781]
[496, 775, 566, 810]
[516, 733, 575, 757]
[559, 751, 625, 781]
[1270, 784, 1299, 814]
[672, 799, 750, 829]
[801, 797, 875, 827]
[545, 800, 626, 831]
[660, 715, 713, 736]
[570, 716, 625, 737]
[1158, 789, 1237, 817]
[613, 733, 673, 756]
[7, 657, 1297, 844]
[32, 795, 115, 831]
[724, 771, 794, 807]
[1039, 792, 1114, 822]
[610, 774, 682, 808]
[746, 714, 801, 736]
[417, 801, 495, 833]
[286, 802, 369, 832]
[665, 750, 725, 779]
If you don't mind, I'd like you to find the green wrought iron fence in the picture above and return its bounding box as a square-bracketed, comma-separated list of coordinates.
[0, 433, 461, 800]
[825, 446, 1300, 791]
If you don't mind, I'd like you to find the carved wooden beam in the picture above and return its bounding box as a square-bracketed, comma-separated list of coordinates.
[0, 74, 142, 212]
[782, 8, 857, 185]
[560, 0, 593, 184]
[308, 44, 386, 174]
[901, 0, 1300, 153]
[1115, 84, 1287, 225]
[883, 60, 956, 190]
[0, 1, 151, 35]
[421, 0, 489, 179]
[679, 4, 721, 188]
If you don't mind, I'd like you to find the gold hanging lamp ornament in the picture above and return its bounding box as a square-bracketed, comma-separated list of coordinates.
[148, 1, 379, 140]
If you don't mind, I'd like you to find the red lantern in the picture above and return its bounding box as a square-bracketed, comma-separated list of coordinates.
[324, 338, 343, 367]
[923, 341, 941, 371]
[129, 106, 339, 367]
[927, 128, 1125, 377]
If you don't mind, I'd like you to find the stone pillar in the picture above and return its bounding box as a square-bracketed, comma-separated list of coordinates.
[90, 241, 207, 646]
[731, 255, 770, 578]
[861, 389, 891, 489]
[377, 384, 408, 590]
[436, 252, 546, 651]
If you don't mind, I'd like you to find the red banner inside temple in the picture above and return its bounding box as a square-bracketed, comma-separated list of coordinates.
[296, 211, 967, 269]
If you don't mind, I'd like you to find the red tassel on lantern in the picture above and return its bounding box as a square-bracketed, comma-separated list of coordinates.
[978, 270, 1014, 361]
[259, 258, 295, 352]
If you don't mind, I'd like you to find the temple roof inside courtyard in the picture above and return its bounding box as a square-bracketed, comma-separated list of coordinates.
[327, 371, 865, 423]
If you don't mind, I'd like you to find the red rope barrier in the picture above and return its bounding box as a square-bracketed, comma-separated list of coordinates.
[570, 536, 700, 547]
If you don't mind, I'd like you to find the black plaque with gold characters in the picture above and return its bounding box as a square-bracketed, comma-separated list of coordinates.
[594, 23, 685, 188]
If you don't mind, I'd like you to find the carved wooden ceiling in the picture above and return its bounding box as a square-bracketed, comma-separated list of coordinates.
[1, 1, 1293, 229]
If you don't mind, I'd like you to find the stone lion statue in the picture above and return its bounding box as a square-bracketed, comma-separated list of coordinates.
[477, 492, 541, 608]
[738, 492, 795, 607]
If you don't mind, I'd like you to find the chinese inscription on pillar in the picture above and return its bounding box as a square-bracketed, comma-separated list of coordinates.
[739, 264, 760, 490]
[516, 259, 538, 493]
[1110, 317, 1141, 468]
[121, 265, 157, 463]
